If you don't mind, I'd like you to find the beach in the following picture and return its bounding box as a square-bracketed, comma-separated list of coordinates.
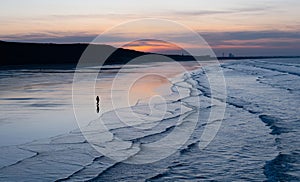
[0, 58, 299, 181]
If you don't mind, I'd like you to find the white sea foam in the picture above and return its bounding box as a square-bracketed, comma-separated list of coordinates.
[0, 59, 299, 181]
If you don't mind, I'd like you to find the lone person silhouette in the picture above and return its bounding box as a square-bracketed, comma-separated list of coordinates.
[96, 96, 100, 105]
[96, 96, 100, 113]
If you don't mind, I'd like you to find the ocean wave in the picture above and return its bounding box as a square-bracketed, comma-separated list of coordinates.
[1, 59, 299, 181]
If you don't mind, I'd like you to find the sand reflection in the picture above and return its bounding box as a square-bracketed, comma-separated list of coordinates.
[128, 74, 171, 105]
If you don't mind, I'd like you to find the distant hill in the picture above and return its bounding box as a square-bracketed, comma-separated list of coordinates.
[1, 40, 298, 67]
[0, 40, 150, 66]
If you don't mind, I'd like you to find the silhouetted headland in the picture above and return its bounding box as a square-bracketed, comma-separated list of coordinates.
[1, 40, 299, 68]
[0, 40, 147, 67]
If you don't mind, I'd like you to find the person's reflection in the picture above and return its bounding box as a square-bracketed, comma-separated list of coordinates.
[96, 96, 100, 113]
[96, 104, 99, 113]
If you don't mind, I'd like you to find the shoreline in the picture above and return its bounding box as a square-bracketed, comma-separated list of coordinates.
[1, 59, 299, 180]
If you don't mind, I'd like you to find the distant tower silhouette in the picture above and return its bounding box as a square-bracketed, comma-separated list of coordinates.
[229, 53, 235, 58]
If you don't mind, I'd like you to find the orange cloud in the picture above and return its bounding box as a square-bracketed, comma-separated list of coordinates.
[122, 39, 185, 53]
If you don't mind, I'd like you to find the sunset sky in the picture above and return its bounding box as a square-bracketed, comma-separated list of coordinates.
[1, 0, 300, 56]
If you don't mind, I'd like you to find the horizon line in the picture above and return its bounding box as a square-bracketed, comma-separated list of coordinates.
[1, 40, 300, 59]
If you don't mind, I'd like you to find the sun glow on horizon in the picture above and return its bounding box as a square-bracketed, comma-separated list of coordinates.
[122, 40, 185, 54]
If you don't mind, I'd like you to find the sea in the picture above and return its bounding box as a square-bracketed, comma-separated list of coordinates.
[0, 58, 299, 181]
